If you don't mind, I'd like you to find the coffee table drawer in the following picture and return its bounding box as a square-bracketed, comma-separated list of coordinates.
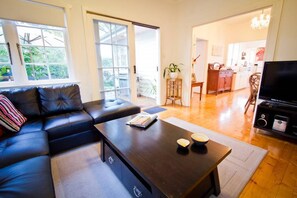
[122, 164, 151, 197]
[105, 143, 122, 179]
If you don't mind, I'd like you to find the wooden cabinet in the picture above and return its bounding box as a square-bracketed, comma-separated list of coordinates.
[207, 69, 233, 95]
[165, 78, 182, 106]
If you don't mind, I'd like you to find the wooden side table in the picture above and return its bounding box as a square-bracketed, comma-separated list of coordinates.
[191, 81, 204, 101]
[165, 78, 182, 106]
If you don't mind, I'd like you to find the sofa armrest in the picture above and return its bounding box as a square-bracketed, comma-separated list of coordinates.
[83, 99, 141, 124]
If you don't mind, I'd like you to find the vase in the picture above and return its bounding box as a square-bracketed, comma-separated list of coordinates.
[169, 72, 178, 79]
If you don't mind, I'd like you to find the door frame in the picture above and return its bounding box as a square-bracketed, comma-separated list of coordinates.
[134, 24, 161, 105]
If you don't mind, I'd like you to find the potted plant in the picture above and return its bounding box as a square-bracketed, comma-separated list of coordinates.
[163, 63, 182, 79]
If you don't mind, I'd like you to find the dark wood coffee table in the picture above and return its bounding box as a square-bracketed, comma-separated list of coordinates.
[95, 116, 231, 198]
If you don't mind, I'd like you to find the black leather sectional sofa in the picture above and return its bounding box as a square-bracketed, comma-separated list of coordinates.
[0, 84, 140, 198]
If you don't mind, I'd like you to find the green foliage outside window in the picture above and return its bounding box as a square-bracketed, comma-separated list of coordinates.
[103, 70, 114, 90]
[25, 65, 49, 80]
[0, 65, 13, 81]
[22, 46, 68, 80]
[50, 65, 69, 79]
[0, 44, 9, 63]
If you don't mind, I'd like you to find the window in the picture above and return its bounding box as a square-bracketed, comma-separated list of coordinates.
[0, 25, 13, 82]
[0, 19, 71, 85]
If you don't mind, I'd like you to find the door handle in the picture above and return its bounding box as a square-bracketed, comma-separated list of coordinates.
[16, 43, 23, 65]
[6, 42, 13, 65]
[108, 156, 114, 164]
[133, 186, 142, 197]
[133, 65, 136, 74]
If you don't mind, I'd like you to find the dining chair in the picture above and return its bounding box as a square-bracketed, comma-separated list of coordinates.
[244, 72, 261, 114]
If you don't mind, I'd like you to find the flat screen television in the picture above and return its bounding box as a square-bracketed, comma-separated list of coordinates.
[259, 60, 297, 106]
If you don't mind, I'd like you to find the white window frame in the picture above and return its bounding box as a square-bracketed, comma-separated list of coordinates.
[0, 19, 75, 88]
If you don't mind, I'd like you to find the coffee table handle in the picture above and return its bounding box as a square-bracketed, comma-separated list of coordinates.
[133, 186, 142, 197]
[108, 156, 114, 164]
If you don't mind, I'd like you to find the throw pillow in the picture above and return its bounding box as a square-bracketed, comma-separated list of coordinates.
[0, 94, 27, 132]
[0, 125, 4, 137]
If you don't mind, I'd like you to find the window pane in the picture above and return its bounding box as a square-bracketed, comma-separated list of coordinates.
[116, 88, 130, 101]
[115, 68, 129, 88]
[45, 47, 66, 63]
[0, 44, 9, 63]
[25, 64, 49, 80]
[0, 26, 5, 43]
[99, 22, 111, 44]
[0, 65, 13, 82]
[22, 46, 45, 63]
[111, 24, 127, 45]
[49, 64, 69, 79]
[101, 91, 115, 100]
[0, 25, 14, 82]
[17, 26, 43, 45]
[102, 68, 114, 90]
[100, 44, 113, 67]
[43, 29, 65, 47]
[113, 46, 128, 67]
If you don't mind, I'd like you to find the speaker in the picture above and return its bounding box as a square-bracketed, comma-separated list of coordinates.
[256, 113, 269, 127]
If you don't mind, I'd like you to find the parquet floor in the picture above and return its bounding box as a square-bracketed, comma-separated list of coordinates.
[157, 88, 297, 198]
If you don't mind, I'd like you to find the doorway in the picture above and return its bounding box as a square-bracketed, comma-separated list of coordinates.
[191, 8, 271, 95]
[134, 25, 160, 108]
[192, 39, 208, 94]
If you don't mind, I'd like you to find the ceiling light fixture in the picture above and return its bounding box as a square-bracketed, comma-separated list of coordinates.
[251, 10, 270, 29]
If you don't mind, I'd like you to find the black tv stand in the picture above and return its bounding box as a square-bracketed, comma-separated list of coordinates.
[254, 101, 297, 140]
[261, 101, 297, 111]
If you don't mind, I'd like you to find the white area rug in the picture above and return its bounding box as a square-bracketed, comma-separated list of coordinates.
[51, 143, 131, 198]
[51, 117, 267, 198]
[164, 117, 267, 198]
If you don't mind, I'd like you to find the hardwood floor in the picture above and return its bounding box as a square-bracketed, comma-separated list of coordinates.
[157, 88, 297, 198]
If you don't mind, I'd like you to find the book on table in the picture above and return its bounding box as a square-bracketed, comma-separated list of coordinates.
[126, 112, 158, 128]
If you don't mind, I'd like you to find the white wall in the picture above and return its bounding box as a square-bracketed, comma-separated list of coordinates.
[193, 22, 226, 65]
[274, 0, 297, 60]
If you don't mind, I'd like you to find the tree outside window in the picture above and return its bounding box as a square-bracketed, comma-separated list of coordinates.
[17, 24, 69, 81]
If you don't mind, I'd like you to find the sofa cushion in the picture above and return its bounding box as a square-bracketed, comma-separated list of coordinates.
[0, 156, 55, 198]
[0, 132, 49, 168]
[38, 84, 83, 116]
[18, 118, 44, 134]
[44, 110, 93, 141]
[0, 87, 41, 119]
[83, 99, 141, 124]
[0, 94, 27, 132]
[0, 119, 44, 139]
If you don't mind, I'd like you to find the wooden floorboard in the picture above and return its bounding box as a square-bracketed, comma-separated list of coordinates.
[156, 88, 297, 198]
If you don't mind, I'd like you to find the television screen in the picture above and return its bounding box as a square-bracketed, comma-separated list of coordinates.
[259, 60, 297, 105]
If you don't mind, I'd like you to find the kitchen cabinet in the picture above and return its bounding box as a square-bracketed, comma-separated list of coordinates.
[231, 71, 251, 91]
